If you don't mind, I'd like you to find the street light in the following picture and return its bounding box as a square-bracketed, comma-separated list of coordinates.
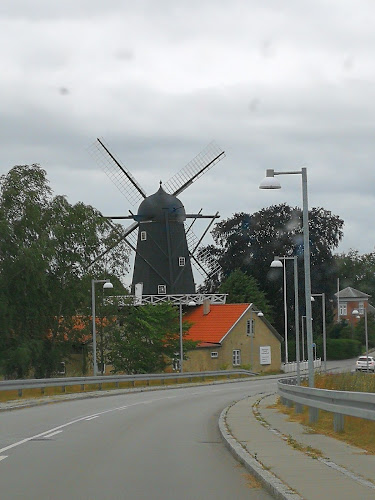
[260, 167, 314, 387]
[179, 300, 196, 373]
[91, 279, 113, 376]
[248, 305, 264, 371]
[311, 293, 327, 372]
[271, 256, 300, 385]
[352, 307, 369, 372]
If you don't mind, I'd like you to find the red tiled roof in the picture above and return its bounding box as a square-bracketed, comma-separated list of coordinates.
[183, 303, 250, 345]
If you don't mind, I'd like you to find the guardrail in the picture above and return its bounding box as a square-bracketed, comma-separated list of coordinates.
[0, 370, 255, 399]
[281, 358, 321, 373]
[278, 377, 375, 431]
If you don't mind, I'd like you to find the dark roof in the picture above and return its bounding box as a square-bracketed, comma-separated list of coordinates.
[137, 185, 186, 222]
[334, 286, 371, 299]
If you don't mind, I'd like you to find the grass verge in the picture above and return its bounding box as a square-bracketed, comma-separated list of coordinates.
[276, 372, 375, 454]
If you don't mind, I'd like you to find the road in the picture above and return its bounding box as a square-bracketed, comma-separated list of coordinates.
[0, 377, 278, 500]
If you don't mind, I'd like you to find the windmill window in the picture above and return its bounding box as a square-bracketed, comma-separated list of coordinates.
[140, 231, 147, 241]
[178, 257, 186, 266]
[158, 284, 167, 295]
[211, 352, 218, 358]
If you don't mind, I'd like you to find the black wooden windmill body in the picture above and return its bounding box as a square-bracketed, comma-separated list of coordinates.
[89, 139, 225, 295]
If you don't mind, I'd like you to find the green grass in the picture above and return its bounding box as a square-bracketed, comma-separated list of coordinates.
[277, 372, 375, 453]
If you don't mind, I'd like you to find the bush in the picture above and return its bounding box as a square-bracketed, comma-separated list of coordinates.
[326, 338, 361, 360]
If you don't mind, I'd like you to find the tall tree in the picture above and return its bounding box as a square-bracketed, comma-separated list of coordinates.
[198, 204, 344, 334]
[106, 302, 197, 374]
[218, 269, 273, 320]
[0, 164, 130, 378]
[335, 250, 375, 298]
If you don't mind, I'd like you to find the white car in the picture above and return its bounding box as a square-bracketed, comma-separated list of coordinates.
[355, 356, 375, 372]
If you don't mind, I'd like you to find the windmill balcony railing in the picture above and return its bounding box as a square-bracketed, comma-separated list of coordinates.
[108, 293, 228, 306]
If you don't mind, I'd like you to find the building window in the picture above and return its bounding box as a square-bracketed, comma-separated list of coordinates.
[211, 352, 218, 358]
[140, 231, 147, 241]
[178, 257, 186, 267]
[358, 302, 365, 315]
[232, 349, 241, 366]
[246, 319, 255, 337]
[339, 303, 347, 316]
[158, 284, 167, 294]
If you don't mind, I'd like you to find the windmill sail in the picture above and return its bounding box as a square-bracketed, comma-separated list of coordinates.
[163, 141, 225, 197]
[185, 224, 221, 278]
[89, 138, 146, 206]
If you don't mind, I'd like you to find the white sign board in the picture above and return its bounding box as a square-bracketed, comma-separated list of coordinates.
[259, 346, 271, 365]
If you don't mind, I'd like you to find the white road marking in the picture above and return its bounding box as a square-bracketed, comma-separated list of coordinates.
[43, 430, 63, 439]
[85, 416, 100, 421]
[0, 456, 8, 461]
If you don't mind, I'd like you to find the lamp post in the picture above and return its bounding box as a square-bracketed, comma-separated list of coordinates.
[352, 307, 369, 372]
[311, 293, 326, 372]
[91, 279, 113, 376]
[271, 256, 300, 385]
[248, 305, 264, 371]
[301, 315, 306, 361]
[260, 167, 314, 387]
[179, 300, 196, 373]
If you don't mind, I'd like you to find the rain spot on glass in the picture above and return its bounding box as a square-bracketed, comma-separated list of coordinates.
[248, 98, 260, 113]
[115, 48, 134, 61]
[59, 87, 70, 96]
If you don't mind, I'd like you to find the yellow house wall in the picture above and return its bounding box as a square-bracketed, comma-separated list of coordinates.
[184, 311, 281, 373]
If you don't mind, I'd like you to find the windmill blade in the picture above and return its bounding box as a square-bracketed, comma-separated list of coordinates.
[185, 224, 221, 278]
[163, 141, 225, 197]
[88, 138, 146, 206]
[86, 221, 139, 269]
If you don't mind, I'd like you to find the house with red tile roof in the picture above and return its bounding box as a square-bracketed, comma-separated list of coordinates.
[182, 301, 282, 373]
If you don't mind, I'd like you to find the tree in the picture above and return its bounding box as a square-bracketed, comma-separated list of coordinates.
[218, 269, 273, 320]
[198, 204, 344, 334]
[335, 249, 375, 298]
[106, 303, 197, 374]
[0, 164, 130, 378]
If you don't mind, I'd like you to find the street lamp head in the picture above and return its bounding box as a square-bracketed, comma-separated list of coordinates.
[270, 258, 283, 268]
[259, 169, 281, 189]
[103, 282, 114, 289]
[311, 296, 315, 302]
[257, 311, 264, 317]
[188, 301, 196, 307]
[352, 309, 359, 316]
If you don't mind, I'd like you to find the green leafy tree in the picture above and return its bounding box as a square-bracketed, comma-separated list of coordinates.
[219, 269, 273, 320]
[335, 250, 375, 298]
[0, 164, 130, 378]
[107, 303, 197, 374]
[199, 204, 344, 334]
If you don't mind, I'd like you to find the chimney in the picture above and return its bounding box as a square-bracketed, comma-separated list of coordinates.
[203, 299, 211, 315]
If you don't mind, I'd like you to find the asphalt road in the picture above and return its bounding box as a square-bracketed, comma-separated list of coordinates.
[0, 377, 278, 500]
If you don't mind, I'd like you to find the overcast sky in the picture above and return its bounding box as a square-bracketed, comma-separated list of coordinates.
[1, 1, 375, 286]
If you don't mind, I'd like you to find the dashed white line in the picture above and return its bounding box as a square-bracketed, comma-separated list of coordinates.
[43, 430, 63, 439]
[0, 456, 8, 461]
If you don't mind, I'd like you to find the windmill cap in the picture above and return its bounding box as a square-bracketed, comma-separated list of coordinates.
[136, 185, 186, 223]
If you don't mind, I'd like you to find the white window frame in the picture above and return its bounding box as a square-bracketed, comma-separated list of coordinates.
[140, 231, 147, 241]
[358, 301, 365, 315]
[158, 284, 167, 295]
[246, 319, 255, 337]
[339, 303, 347, 316]
[178, 256, 186, 267]
[232, 349, 241, 366]
[211, 352, 218, 358]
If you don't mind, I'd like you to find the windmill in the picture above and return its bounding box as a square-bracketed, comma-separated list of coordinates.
[88, 138, 225, 296]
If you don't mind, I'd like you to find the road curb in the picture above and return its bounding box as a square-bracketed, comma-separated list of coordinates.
[218, 401, 303, 500]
